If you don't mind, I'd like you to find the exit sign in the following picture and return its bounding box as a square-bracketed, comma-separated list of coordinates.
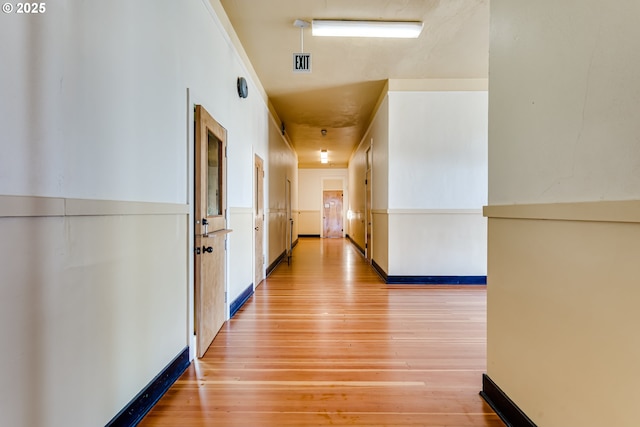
[293, 53, 311, 73]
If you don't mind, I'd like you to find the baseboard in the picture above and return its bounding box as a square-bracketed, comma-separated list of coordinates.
[370, 260, 486, 285]
[387, 275, 487, 285]
[292, 238, 299, 248]
[230, 283, 254, 318]
[106, 347, 190, 427]
[480, 374, 537, 427]
[298, 234, 320, 238]
[371, 259, 388, 282]
[266, 250, 286, 277]
[346, 234, 365, 256]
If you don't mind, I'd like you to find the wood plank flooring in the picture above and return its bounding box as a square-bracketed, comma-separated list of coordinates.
[140, 237, 502, 426]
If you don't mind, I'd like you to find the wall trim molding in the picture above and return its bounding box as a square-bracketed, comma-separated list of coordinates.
[388, 209, 483, 215]
[346, 234, 365, 256]
[266, 250, 287, 277]
[484, 200, 640, 224]
[228, 207, 253, 214]
[105, 347, 190, 427]
[371, 209, 482, 215]
[0, 195, 188, 218]
[480, 374, 537, 427]
[371, 259, 388, 282]
[230, 283, 254, 318]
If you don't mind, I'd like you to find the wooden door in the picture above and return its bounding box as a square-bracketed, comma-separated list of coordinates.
[254, 155, 265, 287]
[365, 147, 372, 261]
[285, 178, 293, 263]
[323, 190, 343, 238]
[195, 104, 229, 358]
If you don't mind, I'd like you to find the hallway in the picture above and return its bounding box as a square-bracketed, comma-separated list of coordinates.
[140, 238, 501, 426]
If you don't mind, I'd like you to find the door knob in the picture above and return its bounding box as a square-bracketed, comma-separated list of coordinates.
[203, 246, 213, 253]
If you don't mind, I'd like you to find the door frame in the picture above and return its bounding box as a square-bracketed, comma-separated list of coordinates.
[187, 89, 197, 361]
[322, 190, 344, 238]
[254, 154, 265, 287]
[320, 177, 347, 238]
[194, 103, 228, 358]
[186, 89, 230, 361]
[365, 144, 373, 262]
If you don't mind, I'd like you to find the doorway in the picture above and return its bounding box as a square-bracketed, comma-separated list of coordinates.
[322, 190, 343, 238]
[194, 104, 230, 358]
[286, 178, 293, 263]
[365, 145, 372, 262]
[254, 155, 265, 287]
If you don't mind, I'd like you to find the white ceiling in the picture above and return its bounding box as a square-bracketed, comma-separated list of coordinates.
[218, 0, 489, 168]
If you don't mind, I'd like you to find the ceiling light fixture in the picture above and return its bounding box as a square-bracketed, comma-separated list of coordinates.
[320, 149, 328, 164]
[312, 19, 423, 38]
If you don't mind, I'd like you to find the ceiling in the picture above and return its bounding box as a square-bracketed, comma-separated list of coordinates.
[218, 0, 489, 168]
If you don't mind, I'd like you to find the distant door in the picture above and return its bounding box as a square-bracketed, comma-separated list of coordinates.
[254, 155, 265, 287]
[195, 104, 229, 358]
[365, 146, 372, 261]
[323, 190, 343, 238]
[286, 178, 293, 262]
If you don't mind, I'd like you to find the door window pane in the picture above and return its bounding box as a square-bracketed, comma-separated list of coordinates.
[207, 131, 222, 216]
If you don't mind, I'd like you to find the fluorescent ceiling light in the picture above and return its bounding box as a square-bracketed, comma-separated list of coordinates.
[312, 20, 423, 38]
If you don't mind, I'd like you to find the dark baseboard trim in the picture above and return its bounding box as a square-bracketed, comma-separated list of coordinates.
[371, 259, 388, 282]
[292, 238, 299, 248]
[230, 283, 254, 318]
[266, 250, 286, 277]
[106, 347, 190, 427]
[480, 374, 537, 427]
[387, 275, 487, 285]
[298, 234, 320, 238]
[370, 260, 486, 285]
[345, 234, 365, 256]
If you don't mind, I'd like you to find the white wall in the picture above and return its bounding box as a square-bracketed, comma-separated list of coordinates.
[348, 84, 488, 278]
[0, 1, 294, 425]
[388, 91, 488, 210]
[387, 88, 488, 277]
[348, 92, 390, 268]
[298, 168, 348, 236]
[489, 1, 640, 205]
[487, 1, 640, 426]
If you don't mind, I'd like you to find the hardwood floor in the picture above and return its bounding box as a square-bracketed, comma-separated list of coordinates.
[140, 237, 502, 426]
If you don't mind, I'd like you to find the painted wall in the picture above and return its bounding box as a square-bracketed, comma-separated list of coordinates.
[298, 168, 348, 236]
[0, 0, 295, 425]
[0, 205, 187, 427]
[348, 93, 390, 269]
[267, 119, 298, 268]
[348, 83, 488, 278]
[347, 140, 368, 250]
[387, 89, 488, 276]
[487, 1, 640, 426]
